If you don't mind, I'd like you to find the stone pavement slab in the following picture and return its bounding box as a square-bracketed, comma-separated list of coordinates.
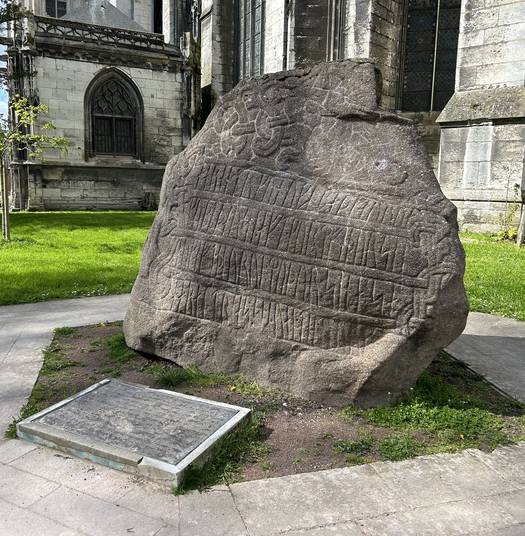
[0, 438, 524, 536]
[0, 497, 84, 536]
[446, 311, 525, 403]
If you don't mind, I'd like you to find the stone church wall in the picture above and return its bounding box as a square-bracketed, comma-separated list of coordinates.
[437, 0, 525, 230]
[31, 57, 184, 210]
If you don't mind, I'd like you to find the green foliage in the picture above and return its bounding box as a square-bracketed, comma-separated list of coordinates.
[0, 211, 154, 305]
[229, 376, 269, 397]
[460, 231, 525, 321]
[105, 334, 136, 365]
[0, 95, 69, 160]
[54, 326, 76, 337]
[157, 364, 229, 388]
[333, 436, 374, 456]
[174, 412, 267, 493]
[40, 346, 78, 375]
[359, 368, 508, 449]
[494, 228, 518, 242]
[378, 435, 421, 461]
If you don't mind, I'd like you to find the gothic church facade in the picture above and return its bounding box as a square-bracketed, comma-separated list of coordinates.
[199, 0, 525, 230]
[6, 0, 198, 210]
[5, 0, 525, 229]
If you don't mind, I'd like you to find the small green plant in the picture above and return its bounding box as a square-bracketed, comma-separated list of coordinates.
[379, 435, 420, 461]
[174, 412, 267, 493]
[54, 326, 76, 337]
[105, 333, 136, 365]
[229, 376, 269, 396]
[261, 461, 272, 473]
[496, 183, 521, 242]
[157, 364, 228, 388]
[333, 436, 374, 456]
[40, 346, 78, 375]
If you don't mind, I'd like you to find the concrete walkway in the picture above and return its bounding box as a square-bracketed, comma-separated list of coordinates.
[1, 295, 525, 535]
[446, 312, 525, 404]
[0, 436, 524, 536]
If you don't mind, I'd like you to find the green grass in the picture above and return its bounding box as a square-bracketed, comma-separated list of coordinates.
[1, 213, 523, 323]
[333, 436, 374, 456]
[157, 364, 229, 388]
[341, 353, 524, 454]
[460, 232, 525, 321]
[174, 411, 268, 494]
[0, 211, 155, 305]
[105, 333, 136, 365]
[378, 435, 421, 461]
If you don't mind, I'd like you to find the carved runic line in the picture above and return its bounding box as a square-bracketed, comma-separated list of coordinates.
[146, 162, 441, 348]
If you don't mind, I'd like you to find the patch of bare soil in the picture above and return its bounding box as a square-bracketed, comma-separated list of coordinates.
[22, 322, 525, 486]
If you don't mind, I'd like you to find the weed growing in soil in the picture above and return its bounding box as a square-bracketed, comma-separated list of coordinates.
[333, 436, 374, 456]
[40, 345, 78, 375]
[105, 334, 136, 365]
[174, 411, 268, 494]
[54, 327, 76, 337]
[341, 354, 524, 453]
[378, 435, 421, 461]
[157, 364, 229, 388]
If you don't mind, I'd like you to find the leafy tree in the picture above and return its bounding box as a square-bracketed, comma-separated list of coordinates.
[1, 95, 69, 240]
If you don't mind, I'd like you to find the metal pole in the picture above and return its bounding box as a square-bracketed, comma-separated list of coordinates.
[430, 0, 441, 112]
[1, 156, 10, 241]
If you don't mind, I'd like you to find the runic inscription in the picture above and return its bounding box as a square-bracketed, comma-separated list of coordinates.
[151, 162, 435, 348]
[124, 60, 468, 407]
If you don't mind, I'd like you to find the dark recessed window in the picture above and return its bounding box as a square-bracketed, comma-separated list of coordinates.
[400, 0, 460, 112]
[46, 0, 67, 17]
[91, 78, 138, 156]
[153, 0, 163, 34]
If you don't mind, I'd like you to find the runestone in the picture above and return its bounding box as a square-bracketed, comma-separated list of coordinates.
[124, 60, 469, 407]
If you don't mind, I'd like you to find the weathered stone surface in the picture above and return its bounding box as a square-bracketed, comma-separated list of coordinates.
[124, 59, 469, 406]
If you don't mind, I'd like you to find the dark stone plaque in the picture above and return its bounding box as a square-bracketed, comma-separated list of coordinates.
[124, 60, 468, 407]
[17, 380, 249, 483]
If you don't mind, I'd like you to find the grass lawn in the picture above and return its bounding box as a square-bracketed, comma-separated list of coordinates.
[0, 211, 155, 305]
[7, 322, 525, 493]
[0, 213, 524, 323]
[461, 232, 525, 321]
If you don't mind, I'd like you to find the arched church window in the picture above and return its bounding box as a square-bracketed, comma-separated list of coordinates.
[46, 0, 67, 17]
[399, 0, 461, 112]
[85, 71, 143, 159]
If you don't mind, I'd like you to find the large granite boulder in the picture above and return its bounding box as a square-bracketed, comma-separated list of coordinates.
[124, 59, 468, 407]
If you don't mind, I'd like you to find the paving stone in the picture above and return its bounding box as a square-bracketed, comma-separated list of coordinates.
[153, 527, 178, 536]
[30, 486, 164, 536]
[179, 488, 247, 536]
[0, 438, 38, 464]
[10, 446, 137, 502]
[446, 312, 525, 403]
[499, 489, 525, 524]
[371, 450, 518, 508]
[469, 443, 525, 486]
[230, 466, 401, 536]
[357, 495, 517, 535]
[0, 463, 59, 507]
[0, 497, 83, 536]
[483, 525, 525, 536]
[117, 484, 180, 526]
[283, 523, 364, 535]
